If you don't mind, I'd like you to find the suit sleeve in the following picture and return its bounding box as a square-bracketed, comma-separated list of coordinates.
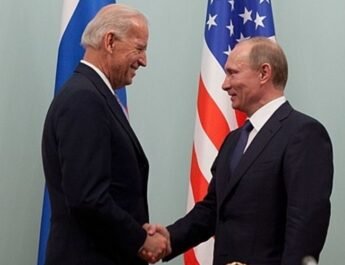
[55, 89, 146, 255]
[164, 174, 217, 261]
[282, 119, 333, 265]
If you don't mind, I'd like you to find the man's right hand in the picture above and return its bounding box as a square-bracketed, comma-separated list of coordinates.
[139, 230, 169, 264]
[139, 223, 171, 263]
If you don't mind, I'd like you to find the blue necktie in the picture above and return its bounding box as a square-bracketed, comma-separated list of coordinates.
[230, 120, 253, 173]
[114, 92, 129, 120]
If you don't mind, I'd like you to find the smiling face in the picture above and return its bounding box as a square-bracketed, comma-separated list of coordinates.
[222, 42, 264, 116]
[106, 17, 148, 89]
[222, 38, 287, 116]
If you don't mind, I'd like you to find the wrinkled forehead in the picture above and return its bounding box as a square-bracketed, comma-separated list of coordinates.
[124, 18, 149, 39]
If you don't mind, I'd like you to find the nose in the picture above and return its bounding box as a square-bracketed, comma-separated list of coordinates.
[138, 52, 147, 67]
[222, 75, 231, 91]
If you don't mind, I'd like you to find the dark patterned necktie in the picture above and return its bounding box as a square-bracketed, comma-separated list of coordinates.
[230, 120, 253, 173]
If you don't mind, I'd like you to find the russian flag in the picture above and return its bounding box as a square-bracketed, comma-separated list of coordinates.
[37, 1, 126, 264]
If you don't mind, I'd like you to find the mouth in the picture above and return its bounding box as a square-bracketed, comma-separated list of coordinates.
[229, 92, 236, 98]
[131, 64, 139, 70]
[130, 67, 137, 77]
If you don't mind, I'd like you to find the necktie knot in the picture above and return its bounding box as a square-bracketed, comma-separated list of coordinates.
[243, 120, 253, 133]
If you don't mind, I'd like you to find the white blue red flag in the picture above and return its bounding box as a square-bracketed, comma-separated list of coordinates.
[36, 1, 126, 264]
[185, 1, 275, 264]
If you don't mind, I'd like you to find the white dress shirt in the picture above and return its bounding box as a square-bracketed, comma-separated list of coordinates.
[244, 96, 287, 152]
[80, 60, 128, 119]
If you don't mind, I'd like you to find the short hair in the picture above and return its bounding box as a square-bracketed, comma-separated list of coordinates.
[81, 4, 148, 49]
[246, 37, 288, 89]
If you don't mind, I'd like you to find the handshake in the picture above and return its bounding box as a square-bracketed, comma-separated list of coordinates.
[138, 223, 171, 264]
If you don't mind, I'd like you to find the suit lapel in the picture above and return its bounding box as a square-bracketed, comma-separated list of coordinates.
[219, 102, 293, 207]
[216, 130, 241, 203]
[75, 63, 146, 158]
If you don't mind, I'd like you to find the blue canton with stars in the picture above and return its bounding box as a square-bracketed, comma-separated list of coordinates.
[205, 0, 275, 68]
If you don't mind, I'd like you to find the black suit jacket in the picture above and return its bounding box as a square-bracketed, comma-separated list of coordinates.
[165, 102, 333, 265]
[42, 63, 149, 265]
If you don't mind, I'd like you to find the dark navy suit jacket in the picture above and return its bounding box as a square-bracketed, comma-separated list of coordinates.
[165, 102, 333, 265]
[42, 63, 149, 265]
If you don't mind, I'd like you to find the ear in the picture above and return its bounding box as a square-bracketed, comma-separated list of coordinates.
[104, 32, 116, 53]
[259, 63, 272, 84]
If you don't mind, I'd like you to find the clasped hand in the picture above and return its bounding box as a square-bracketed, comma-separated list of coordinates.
[138, 223, 171, 264]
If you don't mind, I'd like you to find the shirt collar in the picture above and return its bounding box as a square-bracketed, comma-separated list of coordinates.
[80, 60, 115, 96]
[249, 96, 286, 132]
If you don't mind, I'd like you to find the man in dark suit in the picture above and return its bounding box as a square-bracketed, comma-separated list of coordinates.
[145, 37, 333, 265]
[41, 4, 168, 265]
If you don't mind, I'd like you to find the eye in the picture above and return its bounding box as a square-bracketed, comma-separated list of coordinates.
[227, 69, 236, 76]
[133, 47, 143, 55]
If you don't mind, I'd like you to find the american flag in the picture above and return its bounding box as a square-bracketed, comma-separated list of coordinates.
[185, 1, 275, 265]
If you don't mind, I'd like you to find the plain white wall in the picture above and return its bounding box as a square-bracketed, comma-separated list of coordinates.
[0, 0, 60, 264]
[0, 1, 344, 265]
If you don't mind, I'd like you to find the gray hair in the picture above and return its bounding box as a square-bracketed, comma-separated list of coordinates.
[246, 37, 288, 89]
[81, 4, 148, 49]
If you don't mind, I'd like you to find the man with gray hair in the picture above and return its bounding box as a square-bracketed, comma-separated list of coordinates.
[42, 4, 168, 265]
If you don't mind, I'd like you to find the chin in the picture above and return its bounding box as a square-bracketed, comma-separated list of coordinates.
[231, 102, 239, 109]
